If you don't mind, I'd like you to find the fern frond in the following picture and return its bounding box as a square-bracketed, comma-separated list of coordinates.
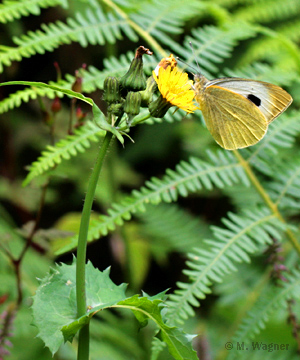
[238, 39, 299, 70]
[0, 52, 158, 114]
[237, 21, 300, 68]
[138, 203, 212, 254]
[279, 18, 300, 43]
[23, 121, 105, 186]
[0, 0, 67, 23]
[0, 85, 60, 114]
[0, 5, 137, 72]
[130, 0, 216, 52]
[212, 0, 253, 7]
[52, 151, 250, 255]
[228, 269, 300, 360]
[176, 22, 256, 77]
[223, 62, 296, 86]
[268, 160, 300, 211]
[166, 207, 286, 325]
[132, 0, 204, 36]
[233, 0, 300, 23]
[242, 112, 300, 176]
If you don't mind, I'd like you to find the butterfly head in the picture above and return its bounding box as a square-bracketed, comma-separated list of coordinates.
[193, 73, 209, 99]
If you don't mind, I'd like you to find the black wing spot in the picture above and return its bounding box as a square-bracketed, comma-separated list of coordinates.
[247, 94, 261, 107]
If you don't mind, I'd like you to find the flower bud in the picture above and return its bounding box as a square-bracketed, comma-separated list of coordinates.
[139, 76, 157, 107]
[108, 101, 124, 117]
[120, 46, 153, 92]
[72, 70, 83, 93]
[148, 95, 171, 118]
[103, 76, 121, 104]
[124, 91, 141, 126]
[51, 96, 61, 113]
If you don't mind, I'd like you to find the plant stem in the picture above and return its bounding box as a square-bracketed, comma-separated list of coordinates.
[233, 150, 300, 257]
[76, 130, 114, 360]
[102, 0, 166, 57]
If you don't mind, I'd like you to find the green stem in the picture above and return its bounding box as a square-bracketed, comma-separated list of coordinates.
[118, 113, 152, 131]
[77, 323, 90, 359]
[76, 129, 114, 360]
[102, 0, 167, 57]
[233, 150, 300, 257]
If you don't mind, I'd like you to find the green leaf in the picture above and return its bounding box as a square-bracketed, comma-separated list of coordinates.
[0, 81, 94, 106]
[32, 260, 197, 359]
[62, 292, 198, 360]
[62, 293, 198, 360]
[116, 296, 198, 360]
[0, 81, 124, 146]
[156, 328, 197, 360]
[32, 260, 127, 355]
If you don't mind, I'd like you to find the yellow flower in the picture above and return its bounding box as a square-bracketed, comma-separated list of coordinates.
[154, 53, 178, 76]
[152, 66, 198, 113]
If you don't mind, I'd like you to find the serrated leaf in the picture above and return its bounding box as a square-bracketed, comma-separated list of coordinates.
[32, 260, 127, 355]
[61, 291, 198, 360]
[32, 260, 196, 359]
[156, 328, 198, 360]
[116, 296, 198, 360]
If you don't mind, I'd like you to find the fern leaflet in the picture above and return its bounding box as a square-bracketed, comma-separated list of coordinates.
[0, 5, 137, 72]
[165, 208, 287, 325]
[23, 121, 105, 186]
[268, 160, 300, 211]
[0, 0, 67, 23]
[177, 22, 256, 78]
[138, 203, 212, 254]
[241, 112, 300, 176]
[228, 269, 300, 360]
[233, 0, 300, 24]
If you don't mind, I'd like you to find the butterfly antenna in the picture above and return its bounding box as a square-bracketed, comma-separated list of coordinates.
[189, 41, 201, 74]
[175, 56, 197, 75]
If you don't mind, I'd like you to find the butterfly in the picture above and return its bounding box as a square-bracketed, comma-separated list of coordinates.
[193, 74, 293, 150]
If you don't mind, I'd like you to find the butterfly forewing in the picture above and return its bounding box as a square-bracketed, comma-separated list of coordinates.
[208, 79, 292, 124]
[197, 85, 268, 150]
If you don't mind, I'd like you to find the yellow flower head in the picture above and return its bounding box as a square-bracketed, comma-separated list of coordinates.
[153, 66, 198, 113]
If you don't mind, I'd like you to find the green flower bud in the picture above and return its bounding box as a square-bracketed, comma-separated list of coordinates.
[103, 76, 121, 104]
[124, 91, 141, 126]
[139, 76, 158, 107]
[120, 46, 153, 92]
[148, 95, 172, 118]
[108, 99, 125, 117]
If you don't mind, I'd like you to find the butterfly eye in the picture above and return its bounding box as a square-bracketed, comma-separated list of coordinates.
[247, 94, 261, 107]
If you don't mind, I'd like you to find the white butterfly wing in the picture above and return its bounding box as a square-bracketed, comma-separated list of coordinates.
[206, 78, 292, 123]
[197, 85, 268, 150]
